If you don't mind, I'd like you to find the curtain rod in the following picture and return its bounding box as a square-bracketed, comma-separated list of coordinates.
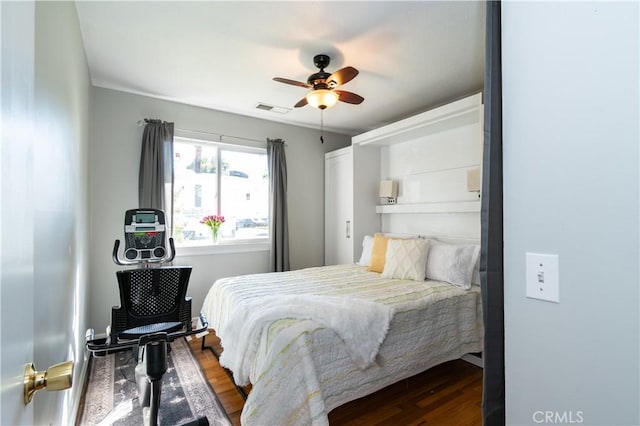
[136, 119, 272, 145]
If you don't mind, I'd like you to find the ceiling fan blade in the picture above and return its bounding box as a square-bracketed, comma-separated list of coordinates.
[326, 66, 359, 87]
[294, 97, 308, 108]
[335, 90, 364, 105]
[273, 77, 312, 89]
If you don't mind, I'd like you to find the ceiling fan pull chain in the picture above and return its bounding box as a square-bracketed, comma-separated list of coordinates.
[320, 110, 325, 144]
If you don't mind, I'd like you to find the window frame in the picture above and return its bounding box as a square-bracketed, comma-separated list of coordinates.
[172, 133, 270, 254]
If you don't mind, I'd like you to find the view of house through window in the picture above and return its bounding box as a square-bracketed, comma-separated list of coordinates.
[173, 137, 269, 245]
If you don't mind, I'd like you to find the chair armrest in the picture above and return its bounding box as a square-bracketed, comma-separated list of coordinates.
[111, 306, 127, 341]
[180, 297, 192, 331]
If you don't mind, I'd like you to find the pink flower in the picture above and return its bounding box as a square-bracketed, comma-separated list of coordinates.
[201, 215, 225, 229]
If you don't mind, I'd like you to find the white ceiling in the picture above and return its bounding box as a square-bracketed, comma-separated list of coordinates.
[75, 1, 485, 136]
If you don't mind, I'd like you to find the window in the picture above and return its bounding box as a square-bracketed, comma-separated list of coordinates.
[172, 137, 269, 246]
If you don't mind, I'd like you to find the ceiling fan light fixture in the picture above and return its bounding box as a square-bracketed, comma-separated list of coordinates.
[306, 89, 338, 110]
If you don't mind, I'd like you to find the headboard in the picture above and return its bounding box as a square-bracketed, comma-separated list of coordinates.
[353, 93, 484, 241]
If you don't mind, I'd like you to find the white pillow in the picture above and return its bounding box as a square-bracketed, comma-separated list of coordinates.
[426, 243, 480, 289]
[382, 238, 429, 281]
[472, 256, 481, 285]
[358, 235, 375, 266]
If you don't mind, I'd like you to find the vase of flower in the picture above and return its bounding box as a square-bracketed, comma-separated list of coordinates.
[201, 215, 225, 244]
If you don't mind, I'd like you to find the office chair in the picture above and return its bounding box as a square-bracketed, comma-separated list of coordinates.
[110, 265, 193, 343]
[107, 265, 207, 425]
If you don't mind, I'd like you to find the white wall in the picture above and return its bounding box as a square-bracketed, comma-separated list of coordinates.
[503, 2, 639, 425]
[33, 3, 92, 423]
[0, 2, 91, 424]
[88, 88, 350, 332]
[0, 2, 36, 424]
[376, 99, 483, 239]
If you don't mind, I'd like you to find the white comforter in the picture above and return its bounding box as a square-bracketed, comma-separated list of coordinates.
[219, 294, 393, 386]
[201, 264, 483, 426]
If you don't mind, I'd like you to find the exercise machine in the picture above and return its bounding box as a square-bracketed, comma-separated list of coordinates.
[86, 209, 209, 426]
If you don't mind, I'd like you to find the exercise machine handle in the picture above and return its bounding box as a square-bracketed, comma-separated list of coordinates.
[112, 237, 176, 266]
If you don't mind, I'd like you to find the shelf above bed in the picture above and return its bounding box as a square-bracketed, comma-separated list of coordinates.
[352, 93, 483, 147]
[375, 200, 481, 214]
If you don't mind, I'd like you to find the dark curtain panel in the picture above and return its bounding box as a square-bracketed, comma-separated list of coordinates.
[267, 138, 290, 272]
[481, 1, 505, 425]
[139, 119, 175, 230]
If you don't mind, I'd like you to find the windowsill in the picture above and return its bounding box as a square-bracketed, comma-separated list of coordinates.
[174, 240, 270, 257]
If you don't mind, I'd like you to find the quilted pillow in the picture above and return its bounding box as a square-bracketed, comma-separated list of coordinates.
[426, 243, 480, 289]
[382, 238, 430, 281]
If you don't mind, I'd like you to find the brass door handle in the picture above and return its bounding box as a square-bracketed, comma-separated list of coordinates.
[24, 360, 73, 404]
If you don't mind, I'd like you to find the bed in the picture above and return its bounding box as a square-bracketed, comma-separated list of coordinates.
[200, 236, 484, 426]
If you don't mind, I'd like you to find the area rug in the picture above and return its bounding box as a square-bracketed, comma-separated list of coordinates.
[80, 337, 231, 425]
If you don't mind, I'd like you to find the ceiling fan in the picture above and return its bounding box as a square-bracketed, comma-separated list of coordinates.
[273, 54, 364, 110]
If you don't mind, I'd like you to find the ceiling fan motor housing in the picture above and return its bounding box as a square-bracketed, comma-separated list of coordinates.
[313, 54, 331, 70]
[308, 54, 332, 88]
[307, 72, 331, 88]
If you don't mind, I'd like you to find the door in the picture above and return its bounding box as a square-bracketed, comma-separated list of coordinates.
[0, 1, 36, 424]
[324, 148, 353, 265]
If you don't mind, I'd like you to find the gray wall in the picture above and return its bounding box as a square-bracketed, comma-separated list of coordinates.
[88, 87, 350, 332]
[503, 2, 639, 425]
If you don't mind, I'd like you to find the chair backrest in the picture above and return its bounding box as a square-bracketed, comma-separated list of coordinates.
[115, 266, 192, 332]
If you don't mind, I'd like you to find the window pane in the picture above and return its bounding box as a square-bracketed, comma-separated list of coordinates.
[194, 184, 202, 208]
[173, 141, 218, 244]
[172, 137, 269, 246]
[220, 149, 269, 240]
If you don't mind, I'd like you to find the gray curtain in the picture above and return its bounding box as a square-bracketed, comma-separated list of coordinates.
[267, 138, 290, 272]
[139, 119, 175, 229]
[481, 1, 505, 425]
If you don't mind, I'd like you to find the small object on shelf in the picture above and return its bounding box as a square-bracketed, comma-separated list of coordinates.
[467, 167, 481, 194]
[379, 180, 397, 204]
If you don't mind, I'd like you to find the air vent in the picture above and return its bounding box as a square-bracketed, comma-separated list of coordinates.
[255, 103, 291, 114]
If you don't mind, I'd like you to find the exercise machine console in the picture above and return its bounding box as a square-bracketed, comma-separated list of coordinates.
[113, 209, 175, 265]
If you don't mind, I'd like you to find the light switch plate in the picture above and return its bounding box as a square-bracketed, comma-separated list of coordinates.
[526, 253, 559, 303]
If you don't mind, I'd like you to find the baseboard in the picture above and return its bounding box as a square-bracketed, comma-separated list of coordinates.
[71, 352, 91, 425]
[461, 353, 483, 368]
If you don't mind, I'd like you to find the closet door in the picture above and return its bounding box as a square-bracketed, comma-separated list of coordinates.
[325, 148, 353, 265]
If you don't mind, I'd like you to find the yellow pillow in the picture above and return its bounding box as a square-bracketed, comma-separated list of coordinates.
[368, 234, 391, 273]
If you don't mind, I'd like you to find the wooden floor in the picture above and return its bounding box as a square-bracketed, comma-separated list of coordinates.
[188, 334, 483, 425]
